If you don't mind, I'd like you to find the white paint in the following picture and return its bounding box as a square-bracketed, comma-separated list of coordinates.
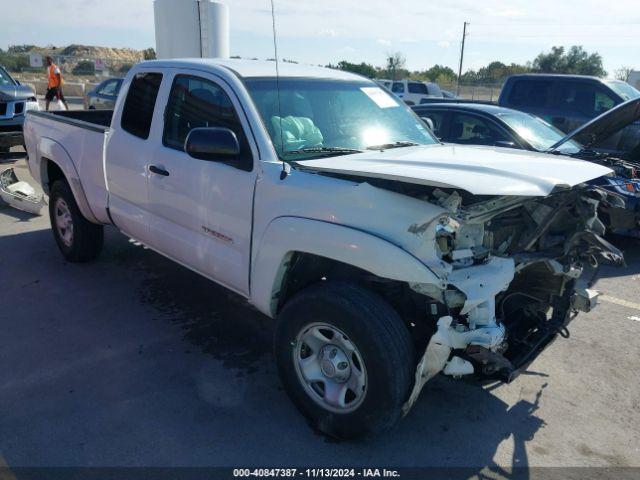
[297, 144, 612, 197]
[154, 0, 229, 59]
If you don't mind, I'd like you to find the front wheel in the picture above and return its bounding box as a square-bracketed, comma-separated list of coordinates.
[49, 179, 104, 262]
[275, 282, 415, 438]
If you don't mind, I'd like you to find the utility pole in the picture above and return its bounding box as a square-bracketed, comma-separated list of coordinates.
[456, 21, 468, 96]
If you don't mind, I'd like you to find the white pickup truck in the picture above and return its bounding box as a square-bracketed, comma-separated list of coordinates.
[24, 59, 623, 438]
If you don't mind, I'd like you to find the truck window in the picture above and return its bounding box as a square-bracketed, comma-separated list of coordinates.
[121, 72, 163, 139]
[162, 75, 252, 169]
[408, 82, 428, 94]
[554, 82, 616, 116]
[506, 80, 552, 108]
[391, 82, 405, 93]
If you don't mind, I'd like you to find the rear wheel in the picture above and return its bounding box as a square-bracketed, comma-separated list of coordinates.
[275, 282, 415, 438]
[49, 179, 104, 262]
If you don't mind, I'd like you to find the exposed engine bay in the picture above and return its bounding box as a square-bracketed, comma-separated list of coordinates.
[364, 179, 625, 413]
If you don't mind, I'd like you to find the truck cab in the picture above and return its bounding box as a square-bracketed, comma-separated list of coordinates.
[498, 73, 640, 133]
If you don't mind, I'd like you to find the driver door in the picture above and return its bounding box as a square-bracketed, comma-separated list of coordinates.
[146, 71, 258, 296]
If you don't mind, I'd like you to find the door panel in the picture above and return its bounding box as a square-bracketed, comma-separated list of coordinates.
[105, 71, 163, 244]
[146, 71, 257, 295]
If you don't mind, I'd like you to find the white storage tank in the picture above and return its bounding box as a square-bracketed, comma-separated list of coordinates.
[154, 0, 230, 59]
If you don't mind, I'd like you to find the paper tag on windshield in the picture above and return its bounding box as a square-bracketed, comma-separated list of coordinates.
[361, 87, 399, 108]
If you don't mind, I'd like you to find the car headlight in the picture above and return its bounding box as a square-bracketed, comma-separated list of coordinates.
[25, 98, 40, 112]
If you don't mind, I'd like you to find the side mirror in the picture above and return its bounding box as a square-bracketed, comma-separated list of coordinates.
[421, 117, 435, 131]
[494, 140, 518, 149]
[185, 127, 240, 161]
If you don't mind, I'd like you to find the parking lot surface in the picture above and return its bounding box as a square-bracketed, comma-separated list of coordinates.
[1, 148, 639, 472]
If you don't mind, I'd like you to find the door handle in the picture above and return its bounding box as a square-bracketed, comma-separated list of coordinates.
[149, 165, 170, 177]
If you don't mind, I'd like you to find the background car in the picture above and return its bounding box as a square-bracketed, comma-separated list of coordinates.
[390, 79, 443, 105]
[498, 73, 640, 133]
[413, 101, 640, 236]
[84, 78, 123, 110]
[0, 65, 39, 152]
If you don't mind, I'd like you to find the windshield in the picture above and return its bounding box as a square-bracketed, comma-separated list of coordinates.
[606, 80, 640, 101]
[0, 67, 16, 87]
[497, 111, 582, 153]
[244, 78, 437, 160]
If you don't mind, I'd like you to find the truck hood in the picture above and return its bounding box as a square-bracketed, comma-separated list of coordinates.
[295, 144, 612, 196]
[0, 84, 36, 102]
[549, 98, 640, 152]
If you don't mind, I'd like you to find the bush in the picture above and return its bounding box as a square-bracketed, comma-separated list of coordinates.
[72, 60, 95, 75]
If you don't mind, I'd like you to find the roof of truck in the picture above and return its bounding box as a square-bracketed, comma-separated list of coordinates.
[137, 58, 367, 81]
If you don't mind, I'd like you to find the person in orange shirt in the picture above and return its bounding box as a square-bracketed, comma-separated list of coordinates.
[45, 56, 69, 111]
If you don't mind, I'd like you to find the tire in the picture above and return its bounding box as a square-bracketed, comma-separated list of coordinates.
[49, 179, 104, 262]
[275, 282, 415, 439]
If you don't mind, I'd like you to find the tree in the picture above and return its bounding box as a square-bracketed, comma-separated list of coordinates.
[72, 60, 95, 75]
[532, 45, 606, 77]
[143, 48, 156, 60]
[615, 66, 632, 82]
[385, 52, 406, 80]
[328, 60, 377, 78]
[422, 64, 457, 84]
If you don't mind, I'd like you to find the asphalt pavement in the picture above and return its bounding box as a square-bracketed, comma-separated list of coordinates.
[0, 146, 639, 474]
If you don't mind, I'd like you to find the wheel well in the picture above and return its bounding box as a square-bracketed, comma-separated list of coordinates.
[276, 252, 436, 343]
[45, 159, 66, 188]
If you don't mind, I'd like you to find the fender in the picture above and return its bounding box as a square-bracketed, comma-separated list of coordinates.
[250, 216, 443, 317]
[38, 136, 100, 224]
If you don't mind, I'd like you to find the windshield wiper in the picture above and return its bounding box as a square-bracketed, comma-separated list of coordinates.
[366, 141, 419, 151]
[285, 146, 363, 157]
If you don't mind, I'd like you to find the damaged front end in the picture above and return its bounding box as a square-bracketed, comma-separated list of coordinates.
[403, 184, 624, 413]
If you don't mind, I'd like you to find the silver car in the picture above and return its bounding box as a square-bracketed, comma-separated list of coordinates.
[84, 78, 123, 110]
[0, 65, 40, 152]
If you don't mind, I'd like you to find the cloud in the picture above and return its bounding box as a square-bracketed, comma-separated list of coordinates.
[317, 28, 336, 38]
[376, 38, 392, 46]
[437, 40, 451, 48]
[486, 7, 525, 18]
[339, 46, 357, 54]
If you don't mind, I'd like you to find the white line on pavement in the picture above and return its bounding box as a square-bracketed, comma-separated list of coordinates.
[600, 294, 640, 312]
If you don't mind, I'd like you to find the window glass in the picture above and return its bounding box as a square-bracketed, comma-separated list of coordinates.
[391, 82, 405, 93]
[605, 80, 640, 101]
[163, 75, 252, 168]
[507, 80, 552, 108]
[99, 80, 118, 96]
[554, 82, 616, 116]
[244, 78, 437, 161]
[498, 111, 580, 152]
[0, 67, 16, 87]
[414, 110, 445, 137]
[408, 82, 428, 94]
[447, 113, 509, 145]
[121, 72, 163, 139]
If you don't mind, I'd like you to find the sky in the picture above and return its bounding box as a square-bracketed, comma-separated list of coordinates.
[1, 0, 638, 77]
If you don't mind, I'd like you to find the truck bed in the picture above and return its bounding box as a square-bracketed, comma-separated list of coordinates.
[24, 109, 113, 225]
[28, 110, 113, 132]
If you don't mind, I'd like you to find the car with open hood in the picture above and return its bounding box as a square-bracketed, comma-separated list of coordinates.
[23, 59, 623, 438]
[0, 65, 39, 152]
[413, 100, 640, 236]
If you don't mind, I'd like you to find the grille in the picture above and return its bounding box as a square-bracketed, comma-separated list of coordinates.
[0, 103, 6, 116]
[14, 102, 24, 115]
